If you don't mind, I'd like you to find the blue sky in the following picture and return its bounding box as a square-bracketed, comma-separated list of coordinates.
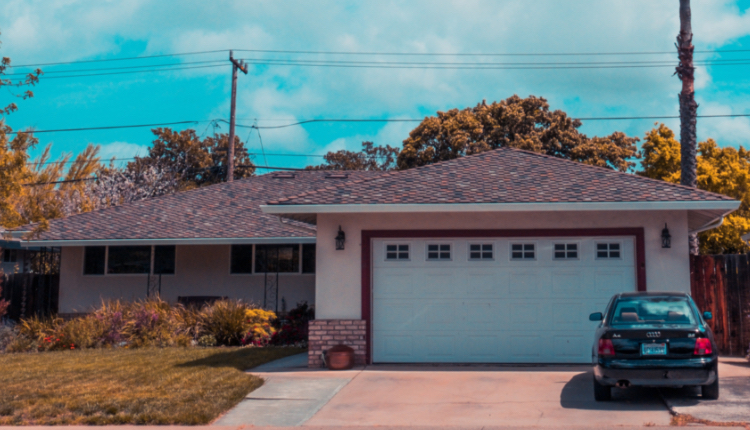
[2, 0, 750, 171]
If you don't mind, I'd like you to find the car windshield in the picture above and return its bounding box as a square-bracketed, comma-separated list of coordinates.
[610, 296, 698, 326]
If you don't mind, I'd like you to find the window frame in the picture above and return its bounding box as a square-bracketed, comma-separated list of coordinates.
[385, 244, 410, 261]
[468, 243, 494, 261]
[553, 242, 580, 260]
[510, 243, 536, 261]
[82, 245, 179, 276]
[3, 249, 18, 263]
[425, 243, 452, 261]
[253, 243, 301, 274]
[596, 242, 622, 260]
[230, 244, 255, 275]
[106, 245, 153, 275]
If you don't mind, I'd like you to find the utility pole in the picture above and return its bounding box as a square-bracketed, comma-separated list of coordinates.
[227, 50, 248, 182]
[676, 0, 699, 254]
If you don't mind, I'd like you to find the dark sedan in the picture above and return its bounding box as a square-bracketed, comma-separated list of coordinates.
[589, 292, 718, 401]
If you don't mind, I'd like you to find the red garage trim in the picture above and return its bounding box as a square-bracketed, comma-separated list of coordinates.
[360, 228, 646, 365]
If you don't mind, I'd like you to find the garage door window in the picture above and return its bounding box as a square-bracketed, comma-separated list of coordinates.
[554, 243, 578, 260]
[469, 244, 493, 260]
[597, 243, 621, 259]
[386, 244, 410, 260]
[427, 244, 451, 260]
[511, 244, 535, 260]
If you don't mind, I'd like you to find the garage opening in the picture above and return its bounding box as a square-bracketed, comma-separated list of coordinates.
[371, 237, 636, 363]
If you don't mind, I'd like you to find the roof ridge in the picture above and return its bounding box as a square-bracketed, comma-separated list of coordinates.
[502, 147, 730, 199]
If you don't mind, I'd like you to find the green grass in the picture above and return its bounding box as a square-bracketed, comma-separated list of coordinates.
[0, 347, 305, 425]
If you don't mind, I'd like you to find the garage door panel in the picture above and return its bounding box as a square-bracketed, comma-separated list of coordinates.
[466, 270, 507, 296]
[508, 272, 540, 297]
[374, 271, 415, 297]
[418, 270, 460, 297]
[372, 237, 636, 364]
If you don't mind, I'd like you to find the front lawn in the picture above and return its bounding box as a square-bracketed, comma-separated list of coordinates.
[0, 347, 305, 425]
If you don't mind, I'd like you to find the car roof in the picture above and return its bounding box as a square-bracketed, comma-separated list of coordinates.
[616, 292, 691, 298]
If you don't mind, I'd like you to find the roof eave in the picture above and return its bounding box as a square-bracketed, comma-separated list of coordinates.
[261, 200, 741, 215]
[19, 236, 316, 248]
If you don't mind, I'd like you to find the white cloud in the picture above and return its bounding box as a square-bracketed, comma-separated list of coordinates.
[699, 101, 750, 146]
[96, 141, 150, 163]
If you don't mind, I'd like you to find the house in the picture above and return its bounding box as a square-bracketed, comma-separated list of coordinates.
[15, 148, 739, 366]
[260, 148, 739, 366]
[13, 171, 380, 316]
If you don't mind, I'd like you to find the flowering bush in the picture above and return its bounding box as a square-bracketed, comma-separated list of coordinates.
[270, 302, 314, 346]
[0, 297, 309, 353]
[241, 308, 277, 346]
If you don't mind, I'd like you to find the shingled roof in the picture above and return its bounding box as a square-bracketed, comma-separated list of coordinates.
[20, 171, 382, 243]
[267, 148, 734, 206]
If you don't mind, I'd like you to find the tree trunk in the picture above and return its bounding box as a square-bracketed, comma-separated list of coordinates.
[677, 0, 699, 255]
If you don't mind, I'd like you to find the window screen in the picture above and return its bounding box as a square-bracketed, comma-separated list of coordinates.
[230, 245, 254, 274]
[302, 244, 316, 273]
[255, 244, 300, 273]
[597, 243, 621, 259]
[154, 245, 176, 275]
[511, 244, 535, 260]
[107, 246, 151, 274]
[83, 246, 106, 275]
[554, 243, 578, 259]
[469, 244, 493, 260]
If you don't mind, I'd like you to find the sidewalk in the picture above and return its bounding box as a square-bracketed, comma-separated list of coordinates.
[661, 357, 750, 425]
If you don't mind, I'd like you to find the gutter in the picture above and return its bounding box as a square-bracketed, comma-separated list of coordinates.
[260, 200, 741, 215]
[18, 236, 316, 247]
[689, 216, 725, 235]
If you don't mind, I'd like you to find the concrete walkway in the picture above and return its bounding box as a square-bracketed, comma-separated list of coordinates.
[213, 354, 361, 427]
[661, 357, 750, 425]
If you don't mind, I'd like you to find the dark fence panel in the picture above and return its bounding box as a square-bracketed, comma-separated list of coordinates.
[690, 254, 750, 356]
[1, 274, 60, 321]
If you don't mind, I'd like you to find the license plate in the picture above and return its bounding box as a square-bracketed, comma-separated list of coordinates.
[641, 343, 667, 356]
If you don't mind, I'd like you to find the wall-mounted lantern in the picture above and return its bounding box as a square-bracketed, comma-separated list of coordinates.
[661, 223, 672, 249]
[335, 226, 346, 250]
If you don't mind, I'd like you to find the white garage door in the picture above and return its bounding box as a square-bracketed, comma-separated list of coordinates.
[372, 237, 636, 363]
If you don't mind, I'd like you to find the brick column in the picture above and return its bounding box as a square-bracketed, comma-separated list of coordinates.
[307, 319, 366, 368]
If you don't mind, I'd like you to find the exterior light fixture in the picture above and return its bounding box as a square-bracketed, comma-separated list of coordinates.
[335, 226, 346, 250]
[661, 223, 672, 249]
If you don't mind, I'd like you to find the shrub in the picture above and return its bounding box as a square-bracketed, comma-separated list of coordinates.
[0, 284, 9, 320]
[0, 323, 18, 352]
[198, 334, 217, 347]
[242, 308, 276, 346]
[270, 302, 314, 346]
[199, 300, 252, 346]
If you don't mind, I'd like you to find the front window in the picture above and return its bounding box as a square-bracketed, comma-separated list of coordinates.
[610, 297, 698, 326]
[255, 244, 299, 273]
[107, 246, 151, 274]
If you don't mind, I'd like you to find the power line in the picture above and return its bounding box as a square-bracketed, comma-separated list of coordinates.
[38, 64, 230, 80]
[8, 113, 750, 135]
[232, 48, 750, 57]
[10, 50, 228, 68]
[6, 120, 205, 135]
[4, 60, 228, 77]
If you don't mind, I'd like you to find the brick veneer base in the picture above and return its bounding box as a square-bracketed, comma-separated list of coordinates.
[308, 319, 367, 368]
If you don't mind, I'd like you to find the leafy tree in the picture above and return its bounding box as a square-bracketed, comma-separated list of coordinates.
[128, 128, 255, 190]
[1, 30, 42, 116]
[90, 161, 180, 209]
[398, 95, 639, 171]
[639, 124, 750, 254]
[307, 141, 399, 171]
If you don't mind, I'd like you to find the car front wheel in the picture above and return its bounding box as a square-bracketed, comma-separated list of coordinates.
[593, 375, 611, 401]
[702, 377, 719, 400]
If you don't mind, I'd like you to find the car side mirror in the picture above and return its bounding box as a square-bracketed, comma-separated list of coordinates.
[589, 312, 603, 321]
[703, 311, 713, 321]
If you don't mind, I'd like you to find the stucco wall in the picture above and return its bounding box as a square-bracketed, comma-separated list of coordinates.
[315, 210, 690, 319]
[59, 245, 315, 313]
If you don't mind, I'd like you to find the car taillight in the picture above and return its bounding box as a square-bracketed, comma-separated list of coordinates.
[598, 339, 615, 356]
[694, 338, 713, 356]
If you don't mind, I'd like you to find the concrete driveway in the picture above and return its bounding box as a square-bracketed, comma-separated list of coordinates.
[216, 355, 672, 428]
[305, 365, 670, 428]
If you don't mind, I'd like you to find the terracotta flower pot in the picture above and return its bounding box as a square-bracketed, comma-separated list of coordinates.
[325, 345, 355, 370]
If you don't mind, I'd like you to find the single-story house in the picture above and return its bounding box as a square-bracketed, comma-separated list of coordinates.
[12, 171, 380, 315]
[15, 148, 739, 366]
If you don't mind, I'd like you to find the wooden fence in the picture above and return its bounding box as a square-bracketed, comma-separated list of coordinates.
[1, 273, 59, 321]
[690, 254, 750, 356]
